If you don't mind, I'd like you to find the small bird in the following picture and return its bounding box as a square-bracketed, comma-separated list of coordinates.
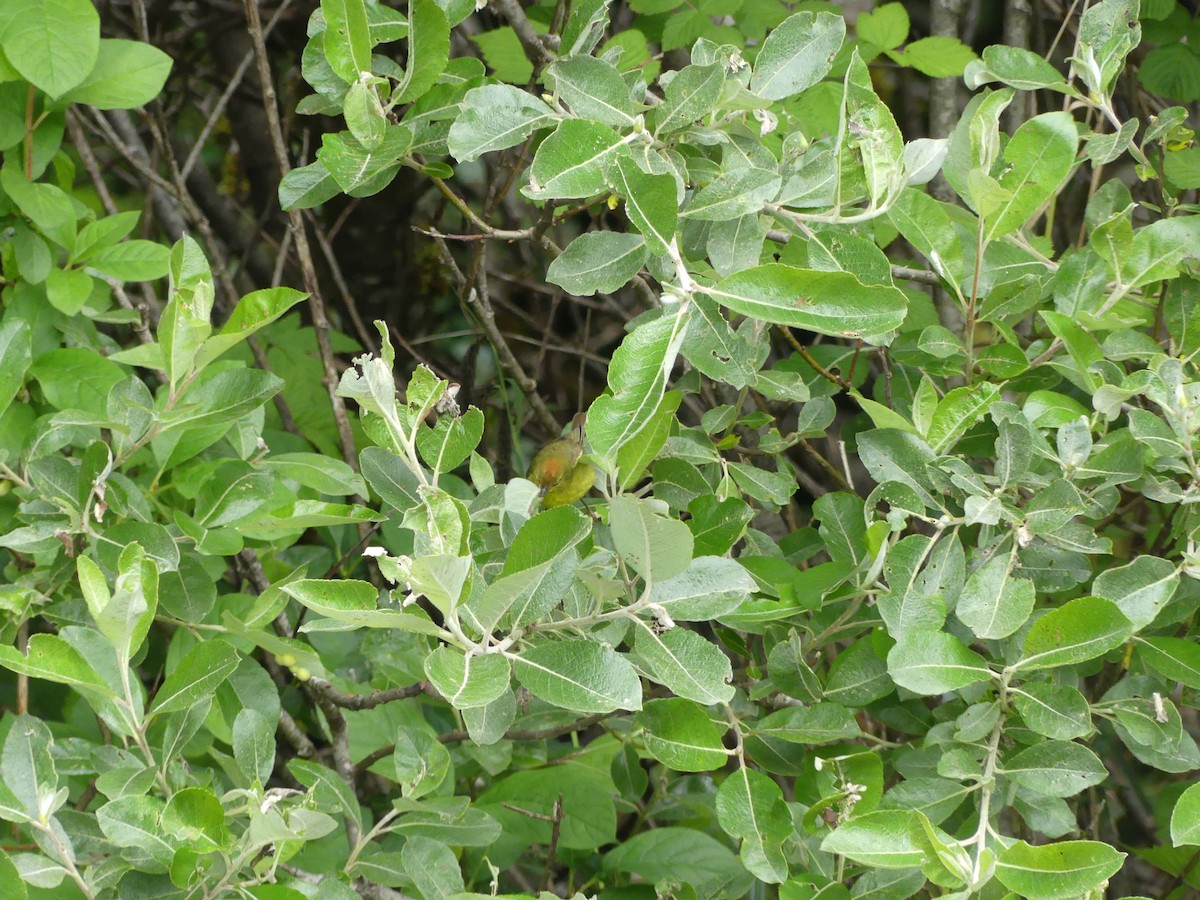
[527, 415, 595, 508]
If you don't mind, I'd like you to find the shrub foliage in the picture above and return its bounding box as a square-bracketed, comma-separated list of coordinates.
[0, 0, 1197, 898]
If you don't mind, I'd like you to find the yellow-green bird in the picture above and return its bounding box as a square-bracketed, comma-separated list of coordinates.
[527, 417, 595, 508]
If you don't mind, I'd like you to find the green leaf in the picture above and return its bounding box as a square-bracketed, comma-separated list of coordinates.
[656, 63, 724, 134]
[1017, 596, 1133, 671]
[511, 639, 642, 713]
[716, 766, 791, 883]
[1165, 146, 1200, 189]
[705, 264, 908, 340]
[754, 703, 861, 744]
[196, 288, 306, 370]
[60, 38, 171, 109]
[233, 708, 275, 784]
[956, 553, 1035, 640]
[87, 239, 170, 281]
[1003, 740, 1108, 798]
[162, 786, 229, 852]
[393, 728, 451, 799]
[709, 213, 769, 279]
[0, 634, 115, 700]
[244, 500, 384, 534]
[262, 453, 365, 496]
[417, 406, 485, 475]
[857, 3, 909, 51]
[96, 795, 175, 866]
[193, 461, 274, 529]
[888, 187, 963, 286]
[984, 111, 1078, 240]
[844, 51, 905, 205]
[896, 36, 977, 77]
[749, 10, 845, 101]
[160, 366, 284, 433]
[0, 0, 99, 97]
[524, 119, 627, 200]
[634, 621, 734, 704]
[560, 0, 611, 55]
[686, 496, 754, 556]
[284, 578, 448, 636]
[820, 810, 923, 867]
[1, 715, 56, 821]
[423, 647, 511, 709]
[391, 804, 501, 847]
[551, 55, 635, 126]
[603, 828, 748, 888]
[44, 267, 93, 315]
[278, 161, 341, 211]
[635, 698, 729, 771]
[463, 564, 564, 638]
[148, 639, 241, 718]
[448, 84, 556, 162]
[318, 126, 412, 196]
[477, 765, 616, 850]
[813, 492, 867, 567]
[343, 78, 384, 148]
[473, 27, 533, 84]
[970, 44, 1069, 91]
[546, 231, 647, 295]
[92, 543, 159, 664]
[647, 556, 756, 620]
[610, 494, 694, 584]
[321, 0, 372, 82]
[401, 835, 464, 900]
[1171, 782, 1200, 847]
[0, 167, 77, 248]
[1137, 637, 1200, 690]
[587, 309, 689, 469]
[395, 0, 450, 104]
[887, 632, 992, 695]
[0, 851, 25, 900]
[683, 166, 781, 222]
[0, 314, 31, 418]
[611, 155, 677, 256]
[289, 758, 363, 831]
[1012, 682, 1093, 740]
[1139, 43, 1200, 103]
[1092, 555, 1178, 630]
[995, 840, 1124, 900]
[927, 383, 1000, 453]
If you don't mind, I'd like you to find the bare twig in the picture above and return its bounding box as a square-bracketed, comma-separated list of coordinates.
[277, 708, 317, 758]
[305, 677, 426, 711]
[242, 0, 359, 472]
[776, 326, 852, 391]
[430, 235, 561, 433]
[489, 0, 556, 67]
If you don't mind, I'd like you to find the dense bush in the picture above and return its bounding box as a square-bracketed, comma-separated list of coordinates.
[0, 0, 1197, 898]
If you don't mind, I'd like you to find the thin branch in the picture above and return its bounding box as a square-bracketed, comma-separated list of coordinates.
[776, 326, 852, 390]
[181, 0, 295, 181]
[489, 0, 556, 67]
[277, 708, 317, 758]
[430, 235, 561, 433]
[305, 677, 426, 711]
[242, 0, 359, 472]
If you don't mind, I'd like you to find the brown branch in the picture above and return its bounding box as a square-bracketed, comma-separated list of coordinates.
[775, 326, 852, 391]
[305, 677, 426, 711]
[430, 235, 561, 433]
[277, 708, 317, 759]
[242, 0, 359, 473]
[489, 0, 556, 67]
